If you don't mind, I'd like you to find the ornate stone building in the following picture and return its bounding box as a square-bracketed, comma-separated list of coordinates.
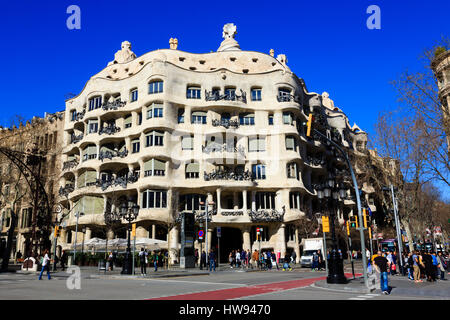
[0, 112, 64, 261]
[58, 24, 376, 263]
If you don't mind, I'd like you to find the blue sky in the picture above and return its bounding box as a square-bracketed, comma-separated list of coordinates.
[1, 1, 449, 197]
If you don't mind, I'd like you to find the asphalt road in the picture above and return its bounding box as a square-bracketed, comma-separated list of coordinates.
[0, 267, 445, 301]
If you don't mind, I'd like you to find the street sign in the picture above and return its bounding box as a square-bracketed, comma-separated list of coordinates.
[217, 227, 221, 238]
[198, 230, 204, 240]
[322, 216, 330, 233]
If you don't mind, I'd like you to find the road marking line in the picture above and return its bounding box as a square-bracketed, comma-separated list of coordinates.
[349, 298, 366, 300]
[146, 278, 246, 286]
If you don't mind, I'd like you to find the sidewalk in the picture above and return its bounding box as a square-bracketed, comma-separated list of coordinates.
[314, 273, 450, 298]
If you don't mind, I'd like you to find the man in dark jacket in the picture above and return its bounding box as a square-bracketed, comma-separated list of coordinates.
[208, 249, 216, 272]
[200, 251, 207, 270]
[373, 251, 390, 295]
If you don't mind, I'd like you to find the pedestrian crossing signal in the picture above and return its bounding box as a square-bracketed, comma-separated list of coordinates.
[350, 216, 358, 228]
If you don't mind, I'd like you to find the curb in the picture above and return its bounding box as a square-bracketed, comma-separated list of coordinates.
[312, 279, 375, 294]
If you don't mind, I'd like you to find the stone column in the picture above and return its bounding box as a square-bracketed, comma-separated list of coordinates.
[151, 224, 156, 239]
[85, 227, 92, 241]
[216, 188, 222, 213]
[242, 227, 251, 251]
[276, 223, 287, 258]
[168, 226, 179, 264]
[294, 226, 300, 263]
[233, 192, 239, 210]
[242, 190, 247, 211]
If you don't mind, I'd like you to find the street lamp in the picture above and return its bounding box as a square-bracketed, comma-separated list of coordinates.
[119, 200, 139, 275]
[73, 212, 84, 265]
[320, 177, 347, 284]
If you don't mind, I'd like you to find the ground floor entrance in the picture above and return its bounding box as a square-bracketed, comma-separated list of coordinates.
[210, 227, 242, 264]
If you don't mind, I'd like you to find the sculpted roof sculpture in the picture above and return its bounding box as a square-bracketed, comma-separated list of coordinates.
[217, 23, 241, 52]
[107, 41, 136, 66]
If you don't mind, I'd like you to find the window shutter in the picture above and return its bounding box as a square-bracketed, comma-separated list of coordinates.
[286, 136, 295, 149]
[85, 171, 97, 184]
[248, 137, 258, 152]
[283, 113, 291, 124]
[77, 171, 86, 188]
[186, 162, 199, 173]
[182, 136, 194, 149]
[258, 137, 265, 151]
[124, 115, 132, 125]
[192, 111, 206, 116]
[154, 159, 165, 170]
[144, 160, 153, 171]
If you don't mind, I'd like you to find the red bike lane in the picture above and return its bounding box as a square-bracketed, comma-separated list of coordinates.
[149, 273, 360, 300]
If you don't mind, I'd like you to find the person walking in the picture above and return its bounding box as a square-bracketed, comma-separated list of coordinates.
[194, 249, 199, 267]
[373, 250, 390, 294]
[438, 252, 447, 280]
[38, 250, 52, 280]
[60, 250, 67, 271]
[235, 250, 241, 268]
[423, 251, 434, 282]
[431, 252, 439, 281]
[139, 248, 148, 276]
[252, 249, 258, 269]
[311, 251, 319, 271]
[152, 251, 159, 272]
[291, 250, 297, 266]
[412, 251, 423, 283]
[406, 252, 414, 280]
[317, 249, 324, 271]
[200, 250, 207, 270]
[283, 252, 292, 271]
[208, 249, 216, 272]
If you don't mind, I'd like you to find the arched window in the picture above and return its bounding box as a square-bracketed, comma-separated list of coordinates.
[148, 80, 163, 94]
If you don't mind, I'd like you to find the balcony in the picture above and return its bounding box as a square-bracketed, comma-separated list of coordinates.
[62, 159, 79, 171]
[204, 168, 253, 181]
[247, 207, 285, 222]
[71, 134, 84, 144]
[306, 154, 326, 167]
[95, 173, 139, 191]
[202, 143, 245, 157]
[59, 184, 74, 198]
[98, 148, 128, 162]
[277, 93, 298, 103]
[205, 89, 247, 103]
[102, 99, 126, 111]
[211, 118, 239, 129]
[99, 124, 121, 135]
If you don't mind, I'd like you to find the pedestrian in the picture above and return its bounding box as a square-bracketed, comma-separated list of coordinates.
[139, 248, 148, 276]
[60, 250, 67, 271]
[246, 249, 251, 268]
[272, 251, 279, 270]
[386, 251, 395, 275]
[423, 251, 434, 282]
[229, 252, 233, 268]
[208, 249, 216, 272]
[241, 249, 246, 268]
[38, 249, 52, 280]
[194, 249, 199, 267]
[406, 252, 414, 280]
[373, 250, 390, 294]
[366, 248, 371, 264]
[291, 250, 297, 265]
[317, 249, 324, 271]
[431, 252, 439, 280]
[152, 251, 158, 272]
[262, 251, 267, 270]
[283, 252, 292, 271]
[412, 251, 423, 283]
[252, 249, 259, 269]
[107, 252, 113, 271]
[311, 251, 318, 271]
[200, 250, 207, 270]
[235, 250, 241, 268]
[437, 252, 447, 280]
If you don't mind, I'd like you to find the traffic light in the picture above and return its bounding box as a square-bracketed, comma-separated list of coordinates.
[346, 221, 350, 236]
[369, 227, 372, 239]
[306, 113, 313, 137]
[350, 216, 358, 228]
[363, 209, 368, 228]
[54, 226, 60, 238]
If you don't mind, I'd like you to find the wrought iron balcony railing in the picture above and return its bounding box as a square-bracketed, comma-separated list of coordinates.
[204, 169, 254, 181]
[62, 159, 78, 171]
[95, 173, 139, 191]
[211, 119, 240, 129]
[102, 99, 126, 111]
[98, 148, 128, 162]
[306, 154, 326, 167]
[59, 184, 74, 198]
[99, 124, 121, 135]
[202, 143, 245, 157]
[205, 89, 247, 103]
[71, 134, 84, 144]
[220, 209, 244, 216]
[277, 93, 298, 103]
[248, 207, 285, 222]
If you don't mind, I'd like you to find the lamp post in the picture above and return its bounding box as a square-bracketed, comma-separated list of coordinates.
[119, 200, 139, 275]
[318, 176, 347, 284]
[103, 206, 121, 273]
[73, 212, 84, 265]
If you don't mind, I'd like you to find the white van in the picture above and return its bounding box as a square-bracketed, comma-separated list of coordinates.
[300, 238, 324, 267]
